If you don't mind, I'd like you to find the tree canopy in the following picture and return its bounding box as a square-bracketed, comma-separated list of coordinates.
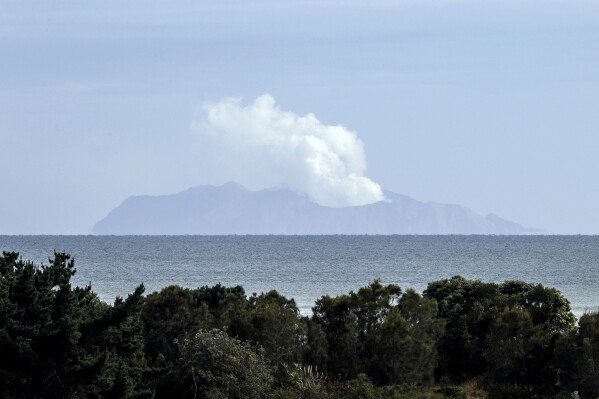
[0, 251, 595, 399]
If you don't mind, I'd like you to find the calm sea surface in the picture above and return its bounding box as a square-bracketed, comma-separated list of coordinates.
[1, 236, 598, 316]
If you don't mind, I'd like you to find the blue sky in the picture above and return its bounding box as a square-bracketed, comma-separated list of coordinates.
[1, 0, 598, 234]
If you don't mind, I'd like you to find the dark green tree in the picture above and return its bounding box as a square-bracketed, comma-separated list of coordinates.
[554, 310, 599, 398]
[247, 290, 306, 383]
[486, 308, 536, 386]
[368, 289, 444, 386]
[499, 280, 576, 334]
[193, 283, 253, 338]
[77, 285, 152, 398]
[424, 276, 502, 381]
[311, 281, 442, 386]
[143, 285, 213, 362]
[425, 276, 575, 384]
[312, 280, 401, 378]
[0, 252, 152, 398]
[304, 319, 329, 372]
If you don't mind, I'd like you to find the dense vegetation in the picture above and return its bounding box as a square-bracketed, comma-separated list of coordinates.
[1, 251, 598, 398]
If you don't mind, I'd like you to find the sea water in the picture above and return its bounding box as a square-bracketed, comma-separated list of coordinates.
[1, 235, 597, 316]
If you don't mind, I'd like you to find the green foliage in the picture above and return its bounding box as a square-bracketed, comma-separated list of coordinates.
[486, 308, 542, 389]
[177, 329, 274, 399]
[304, 318, 329, 371]
[142, 284, 306, 393]
[311, 281, 442, 387]
[553, 310, 599, 398]
[247, 290, 307, 382]
[499, 280, 576, 334]
[368, 289, 444, 386]
[143, 285, 213, 362]
[424, 276, 576, 385]
[193, 283, 251, 336]
[0, 251, 152, 398]
[271, 363, 329, 399]
[335, 374, 383, 399]
[424, 276, 504, 381]
[0, 251, 594, 399]
[311, 280, 402, 379]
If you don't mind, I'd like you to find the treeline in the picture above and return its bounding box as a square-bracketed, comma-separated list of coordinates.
[0, 252, 598, 399]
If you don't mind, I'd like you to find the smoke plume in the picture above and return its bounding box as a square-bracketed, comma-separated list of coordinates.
[193, 94, 384, 208]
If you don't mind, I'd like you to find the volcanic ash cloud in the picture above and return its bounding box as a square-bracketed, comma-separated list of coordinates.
[193, 94, 385, 208]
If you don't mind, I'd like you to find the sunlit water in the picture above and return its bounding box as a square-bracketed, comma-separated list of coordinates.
[1, 235, 598, 317]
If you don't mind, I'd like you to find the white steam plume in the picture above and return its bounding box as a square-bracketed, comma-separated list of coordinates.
[192, 94, 385, 208]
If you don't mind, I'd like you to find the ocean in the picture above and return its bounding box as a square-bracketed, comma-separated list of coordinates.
[1, 235, 597, 316]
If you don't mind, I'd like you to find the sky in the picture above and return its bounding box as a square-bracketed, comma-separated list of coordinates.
[1, 0, 598, 234]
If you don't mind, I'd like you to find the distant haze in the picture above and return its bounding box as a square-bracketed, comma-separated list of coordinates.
[1, 0, 598, 234]
[93, 183, 533, 235]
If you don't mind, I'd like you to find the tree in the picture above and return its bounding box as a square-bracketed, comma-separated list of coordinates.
[77, 284, 152, 398]
[143, 285, 213, 362]
[554, 310, 599, 398]
[311, 280, 402, 379]
[424, 276, 502, 381]
[176, 329, 274, 399]
[424, 276, 576, 383]
[304, 319, 328, 372]
[0, 252, 152, 398]
[247, 290, 306, 383]
[368, 289, 444, 386]
[189, 283, 256, 342]
[486, 308, 536, 385]
[499, 280, 576, 334]
[311, 281, 443, 386]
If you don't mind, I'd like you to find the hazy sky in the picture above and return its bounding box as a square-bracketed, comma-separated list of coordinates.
[1, 0, 598, 234]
